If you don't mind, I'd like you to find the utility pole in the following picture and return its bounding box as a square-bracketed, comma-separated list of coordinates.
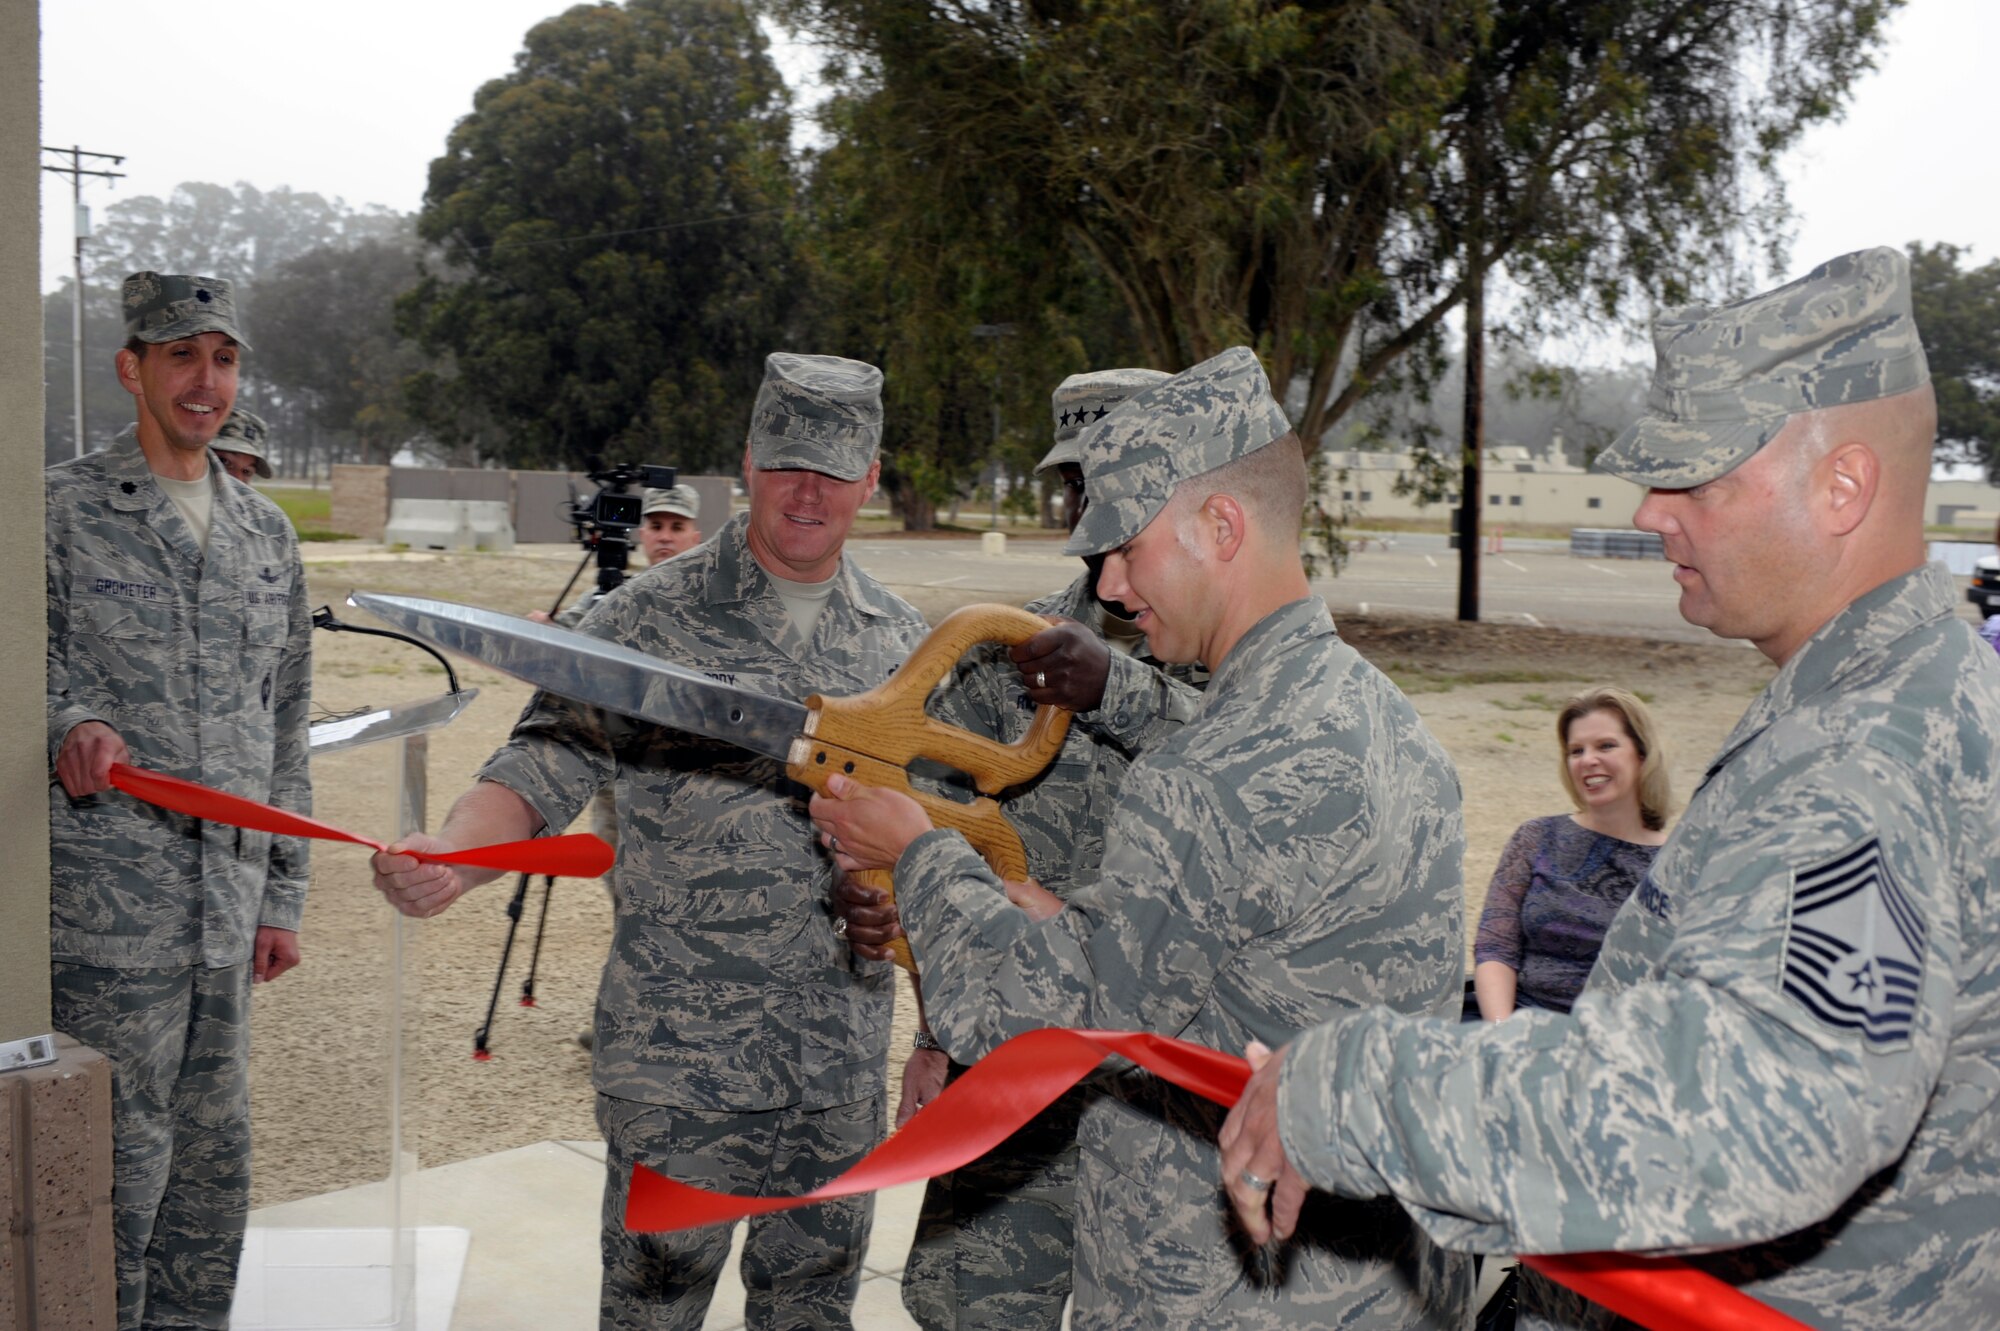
[42, 145, 126, 459]
[970, 323, 1018, 529]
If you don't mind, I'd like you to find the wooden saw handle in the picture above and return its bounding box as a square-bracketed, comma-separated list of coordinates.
[788, 603, 1073, 972]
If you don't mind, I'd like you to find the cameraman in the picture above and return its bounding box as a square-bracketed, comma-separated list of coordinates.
[530, 484, 705, 630]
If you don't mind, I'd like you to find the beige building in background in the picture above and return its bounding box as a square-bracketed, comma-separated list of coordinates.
[1320, 442, 2000, 531]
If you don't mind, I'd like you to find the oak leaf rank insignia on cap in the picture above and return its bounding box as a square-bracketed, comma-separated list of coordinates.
[122, 271, 251, 349]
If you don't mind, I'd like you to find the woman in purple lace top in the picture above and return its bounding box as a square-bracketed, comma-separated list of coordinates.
[1473, 687, 1672, 1018]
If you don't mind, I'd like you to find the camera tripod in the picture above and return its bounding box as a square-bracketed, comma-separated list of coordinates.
[472, 868, 561, 1060]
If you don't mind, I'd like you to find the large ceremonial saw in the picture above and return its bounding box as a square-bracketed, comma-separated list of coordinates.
[349, 592, 1071, 971]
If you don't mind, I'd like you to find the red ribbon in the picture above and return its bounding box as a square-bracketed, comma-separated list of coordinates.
[625, 1027, 1810, 1331]
[108, 762, 614, 878]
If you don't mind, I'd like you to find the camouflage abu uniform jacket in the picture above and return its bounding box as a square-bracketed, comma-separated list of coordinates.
[898, 597, 1472, 1329]
[45, 434, 312, 967]
[1280, 564, 2000, 1330]
[930, 570, 1201, 895]
[479, 511, 928, 1111]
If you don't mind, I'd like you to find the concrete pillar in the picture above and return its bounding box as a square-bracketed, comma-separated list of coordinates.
[3, 6, 117, 1324]
[1, 0, 50, 1047]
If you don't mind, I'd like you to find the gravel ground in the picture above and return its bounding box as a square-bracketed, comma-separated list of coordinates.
[247, 543, 1773, 1207]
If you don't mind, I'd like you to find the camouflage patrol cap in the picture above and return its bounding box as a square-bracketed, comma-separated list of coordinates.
[122, 271, 251, 349]
[213, 408, 273, 478]
[1596, 247, 1931, 489]
[747, 352, 884, 482]
[1036, 368, 1173, 474]
[642, 483, 701, 521]
[1065, 346, 1292, 556]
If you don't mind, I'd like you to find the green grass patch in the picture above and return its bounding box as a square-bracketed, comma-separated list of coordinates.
[261, 486, 359, 540]
[1495, 731, 1515, 744]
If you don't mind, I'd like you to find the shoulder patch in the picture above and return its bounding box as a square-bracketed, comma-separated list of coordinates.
[1781, 837, 1926, 1049]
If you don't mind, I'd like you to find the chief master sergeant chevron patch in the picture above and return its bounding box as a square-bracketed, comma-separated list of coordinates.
[1782, 836, 1927, 1049]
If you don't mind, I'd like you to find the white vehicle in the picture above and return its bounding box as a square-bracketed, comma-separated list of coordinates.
[1970, 553, 2000, 617]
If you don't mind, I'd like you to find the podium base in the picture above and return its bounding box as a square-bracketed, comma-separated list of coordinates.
[230, 1226, 469, 1331]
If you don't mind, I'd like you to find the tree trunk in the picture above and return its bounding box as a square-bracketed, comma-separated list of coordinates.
[898, 482, 936, 532]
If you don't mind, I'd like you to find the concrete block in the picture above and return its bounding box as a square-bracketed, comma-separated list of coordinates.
[2, 1230, 21, 1331]
[27, 1041, 112, 1223]
[31, 1208, 115, 1330]
[980, 532, 1007, 556]
[383, 499, 516, 553]
[2, 1036, 115, 1329]
[330, 465, 390, 541]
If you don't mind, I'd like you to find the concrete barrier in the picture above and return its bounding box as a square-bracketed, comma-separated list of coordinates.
[1570, 528, 1665, 560]
[383, 499, 516, 552]
[981, 532, 1007, 557]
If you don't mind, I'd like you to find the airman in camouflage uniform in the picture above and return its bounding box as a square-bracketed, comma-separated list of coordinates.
[372, 354, 925, 1331]
[812, 347, 1473, 1329]
[46, 272, 312, 1330]
[1222, 247, 2000, 1331]
[211, 407, 274, 483]
[890, 369, 1205, 1330]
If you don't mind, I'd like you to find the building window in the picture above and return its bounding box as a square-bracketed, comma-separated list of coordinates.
[1341, 489, 1353, 501]
[1508, 495, 1523, 507]
[1359, 490, 1373, 502]
[1489, 494, 1503, 506]
[1587, 496, 1602, 509]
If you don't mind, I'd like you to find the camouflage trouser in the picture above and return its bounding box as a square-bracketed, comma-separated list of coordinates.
[596, 1092, 883, 1331]
[901, 1064, 1084, 1330]
[590, 786, 620, 908]
[49, 961, 252, 1331]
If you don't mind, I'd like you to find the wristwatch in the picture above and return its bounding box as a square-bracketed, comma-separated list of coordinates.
[912, 1028, 943, 1052]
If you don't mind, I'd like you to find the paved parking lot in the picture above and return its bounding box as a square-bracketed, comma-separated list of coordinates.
[842, 531, 1725, 644]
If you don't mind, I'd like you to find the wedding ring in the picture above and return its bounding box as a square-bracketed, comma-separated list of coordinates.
[1239, 1168, 1271, 1192]
[833, 916, 849, 938]
[1035, 670, 1048, 689]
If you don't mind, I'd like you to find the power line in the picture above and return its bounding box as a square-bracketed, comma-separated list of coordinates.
[450, 205, 791, 255]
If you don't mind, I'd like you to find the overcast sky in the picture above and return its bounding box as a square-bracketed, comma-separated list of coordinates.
[40, 0, 1998, 363]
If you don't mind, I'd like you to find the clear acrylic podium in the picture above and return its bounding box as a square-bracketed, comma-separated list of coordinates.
[232, 690, 477, 1331]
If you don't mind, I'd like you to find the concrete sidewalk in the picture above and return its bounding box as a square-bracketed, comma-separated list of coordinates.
[239, 1141, 927, 1330]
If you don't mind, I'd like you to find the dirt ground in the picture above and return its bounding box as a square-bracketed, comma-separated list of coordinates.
[248, 542, 1775, 1207]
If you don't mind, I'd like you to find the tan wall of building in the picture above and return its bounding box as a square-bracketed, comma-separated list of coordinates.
[1, 0, 51, 1044]
[1321, 449, 2000, 533]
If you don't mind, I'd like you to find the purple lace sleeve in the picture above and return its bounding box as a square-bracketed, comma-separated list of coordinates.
[1473, 819, 1545, 969]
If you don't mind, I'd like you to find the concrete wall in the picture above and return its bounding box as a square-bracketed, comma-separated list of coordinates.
[2, 0, 51, 1045]
[337, 467, 738, 546]
[329, 463, 389, 541]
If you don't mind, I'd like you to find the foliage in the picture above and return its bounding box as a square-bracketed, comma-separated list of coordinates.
[43, 180, 413, 469]
[255, 227, 427, 465]
[398, 0, 798, 472]
[777, 0, 1892, 444]
[792, 87, 1143, 529]
[1907, 241, 2000, 478]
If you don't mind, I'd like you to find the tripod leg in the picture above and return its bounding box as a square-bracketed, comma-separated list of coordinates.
[474, 871, 533, 1060]
[521, 876, 556, 1006]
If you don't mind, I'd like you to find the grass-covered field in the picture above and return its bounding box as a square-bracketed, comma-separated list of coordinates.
[259, 485, 355, 541]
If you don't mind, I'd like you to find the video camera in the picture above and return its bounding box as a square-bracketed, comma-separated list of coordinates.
[566, 460, 678, 598]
